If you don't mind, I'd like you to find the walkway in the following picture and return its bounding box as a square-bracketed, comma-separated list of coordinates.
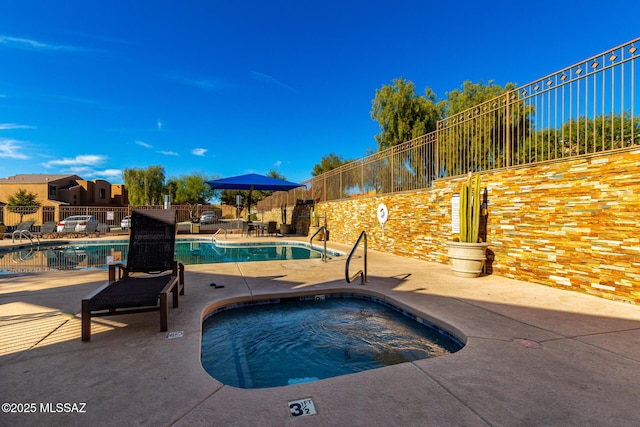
[1, 235, 639, 426]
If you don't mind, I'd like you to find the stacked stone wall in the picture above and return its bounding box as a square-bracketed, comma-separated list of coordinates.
[315, 149, 640, 304]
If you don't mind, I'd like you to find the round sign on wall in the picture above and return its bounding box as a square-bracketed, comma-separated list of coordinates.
[377, 204, 388, 225]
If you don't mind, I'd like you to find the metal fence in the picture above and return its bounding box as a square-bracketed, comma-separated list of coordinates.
[257, 37, 638, 208]
[0, 205, 206, 229]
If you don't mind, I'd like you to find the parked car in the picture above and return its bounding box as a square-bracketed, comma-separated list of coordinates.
[199, 211, 218, 224]
[56, 215, 98, 233]
[120, 216, 131, 229]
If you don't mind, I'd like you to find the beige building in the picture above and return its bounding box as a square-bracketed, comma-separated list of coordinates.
[0, 174, 128, 207]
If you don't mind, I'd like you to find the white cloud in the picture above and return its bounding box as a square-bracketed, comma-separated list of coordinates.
[42, 154, 106, 168]
[171, 76, 231, 92]
[159, 150, 179, 156]
[274, 160, 282, 167]
[62, 166, 92, 175]
[93, 169, 122, 180]
[0, 35, 84, 52]
[251, 71, 294, 91]
[0, 123, 35, 130]
[136, 140, 152, 148]
[191, 148, 207, 156]
[0, 138, 29, 159]
[156, 120, 163, 130]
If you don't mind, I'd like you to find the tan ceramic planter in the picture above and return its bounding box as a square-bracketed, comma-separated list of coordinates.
[447, 241, 489, 278]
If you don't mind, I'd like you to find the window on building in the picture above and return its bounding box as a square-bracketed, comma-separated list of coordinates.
[99, 188, 106, 199]
[49, 185, 57, 196]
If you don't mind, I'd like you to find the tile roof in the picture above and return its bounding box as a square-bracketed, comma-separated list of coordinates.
[0, 174, 80, 183]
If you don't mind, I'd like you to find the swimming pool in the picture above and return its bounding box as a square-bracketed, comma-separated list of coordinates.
[0, 240, 340, 274]
[201, 294, 463, 389]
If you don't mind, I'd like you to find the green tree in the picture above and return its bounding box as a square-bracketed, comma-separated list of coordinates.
[166, 173, 217, 220]
[438, 80, 519, 176]
[312, 153, 351, 176]
[516, 112, 640, 165]
[168, 173, 216, 205]
[123, 165, 166, 205]
[7, 189, 41, 223]
[371, 78, 442, 150]
[443, 80, 513, 116]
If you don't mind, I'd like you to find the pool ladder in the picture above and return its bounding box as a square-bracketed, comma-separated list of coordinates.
[12, 230, 40, 247]
[345, 230, 367, 285]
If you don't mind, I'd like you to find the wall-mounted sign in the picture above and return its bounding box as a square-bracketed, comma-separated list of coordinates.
[377, 203, 389, 237]
[377, 204, 389, 225]
[451, 194, 460, 235]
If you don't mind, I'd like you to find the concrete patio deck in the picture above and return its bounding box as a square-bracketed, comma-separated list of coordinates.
[1, 234, 639, 426]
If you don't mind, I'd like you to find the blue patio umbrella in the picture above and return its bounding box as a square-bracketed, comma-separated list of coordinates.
[204, 173, 305, 219]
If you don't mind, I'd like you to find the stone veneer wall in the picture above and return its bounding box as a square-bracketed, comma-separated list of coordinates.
[310, 149, 639, 305]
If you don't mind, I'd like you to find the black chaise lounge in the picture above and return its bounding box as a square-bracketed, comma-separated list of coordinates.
[81, 209, 185, 341]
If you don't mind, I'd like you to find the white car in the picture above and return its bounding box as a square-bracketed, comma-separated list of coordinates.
[199, 211, 218, 224]
[57, 215, 98, 233]
[121, 216, 131, 229]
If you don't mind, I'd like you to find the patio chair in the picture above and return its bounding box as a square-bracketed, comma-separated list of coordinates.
[242, 221, 255, 237]
[78, 221, 99, 238]
[58, 221, 77, 237]
[81, 209, 185, 341]
[36, 221, 58, 239]
[6, 221, 34, 240]
[266, 221, 278, 237]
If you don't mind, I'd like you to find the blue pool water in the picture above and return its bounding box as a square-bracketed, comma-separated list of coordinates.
[0, 240, 336, 274]
[201, 295, 463, 389]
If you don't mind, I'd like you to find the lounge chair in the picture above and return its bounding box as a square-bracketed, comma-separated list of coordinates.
[81, 209, 185, 341]
[57, 221, 77, 237]
[78, 221, 99, 238]
[33, 221, 58, 239]
[7, 221, 34, 241]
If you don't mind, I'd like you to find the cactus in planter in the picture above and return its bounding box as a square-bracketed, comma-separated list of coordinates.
[448, 172, 487, 277]
[459, 172, 482, 243]
[449, 172, 487, 277]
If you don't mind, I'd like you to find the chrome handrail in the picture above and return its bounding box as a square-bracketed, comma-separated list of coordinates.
[345, 230, 367, 285]
[12, 230, 39, 246]
[211, 227, 227, 242]
[309, 226, 327, 262]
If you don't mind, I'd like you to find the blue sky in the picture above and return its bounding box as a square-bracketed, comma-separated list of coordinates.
[1, 1, 638, 185]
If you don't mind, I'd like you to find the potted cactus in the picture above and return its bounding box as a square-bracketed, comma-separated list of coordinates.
[447, 173, 489, 277]
[279, 204, 292, 234]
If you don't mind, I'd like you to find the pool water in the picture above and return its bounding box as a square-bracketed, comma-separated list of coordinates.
[201, 296, 463, 389]
[0, 240, 331, 274]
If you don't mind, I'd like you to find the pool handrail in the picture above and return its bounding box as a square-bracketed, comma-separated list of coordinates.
[12, 229, 40, 246]
[211, 227, 227, 242]
[309, 225, 327, 262]
[345, 230, 367, 285]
